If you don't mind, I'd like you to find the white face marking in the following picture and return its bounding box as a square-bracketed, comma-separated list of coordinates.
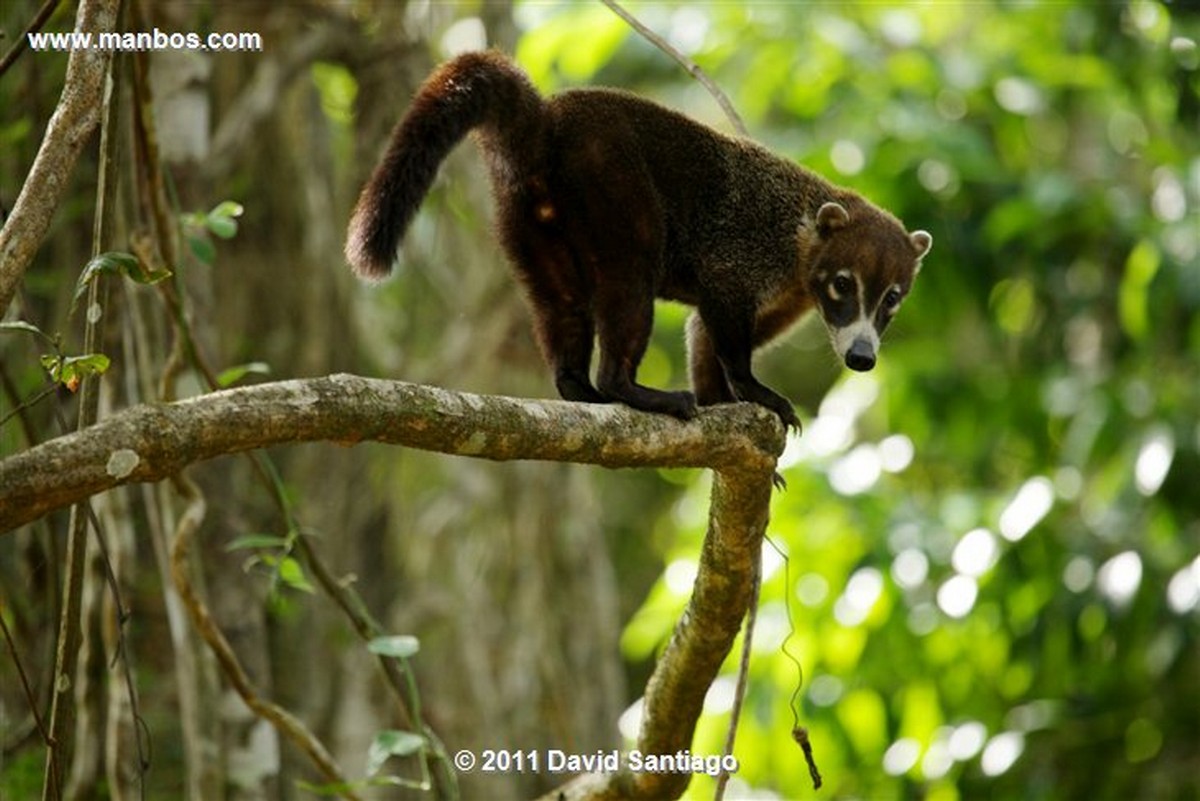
[831, 313, 879, 359]
[827, 274, 880, 364]
[882, 283, 904, 314]
[828, 269, 855, 302]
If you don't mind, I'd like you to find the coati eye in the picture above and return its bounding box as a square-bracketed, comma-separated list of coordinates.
[883, 288, 903, 309]
[832, 274, 855, 297]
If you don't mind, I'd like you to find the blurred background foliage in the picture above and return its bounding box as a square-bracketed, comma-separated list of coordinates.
[558, 2, 1199, 799]
[1, 1, 1197, 799]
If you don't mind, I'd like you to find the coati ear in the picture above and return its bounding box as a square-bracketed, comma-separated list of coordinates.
[816, 202, 850, 236]
[910, 230, 932, 259]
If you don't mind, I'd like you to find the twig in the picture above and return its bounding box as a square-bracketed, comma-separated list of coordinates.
[0, 0, 63, 78]
[168, 473, 362, 799]
[40, 23, 121, 794]
[792, 726, 823, 790]
[0, 610, 50, 746]
[599, 0, 748, 137]
[769, 532, 823, 790]
[293, 532, 460, 800]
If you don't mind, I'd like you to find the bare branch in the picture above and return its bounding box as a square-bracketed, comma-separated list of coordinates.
[0, 0, 120, 316]
[537, 458, 771, 801]
[0, 375, 783, 534]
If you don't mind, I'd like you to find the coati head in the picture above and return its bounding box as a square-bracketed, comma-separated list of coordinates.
[808, 201, 932, 372]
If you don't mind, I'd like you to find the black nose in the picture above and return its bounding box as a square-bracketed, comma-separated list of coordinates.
[845, 339, 876, 372]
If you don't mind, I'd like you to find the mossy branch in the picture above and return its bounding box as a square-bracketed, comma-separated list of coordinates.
[0, 375, 782, 532]
[0, 375, 784, 801]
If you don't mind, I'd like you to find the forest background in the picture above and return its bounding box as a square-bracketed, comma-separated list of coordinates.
[1, 1, 1198, 800]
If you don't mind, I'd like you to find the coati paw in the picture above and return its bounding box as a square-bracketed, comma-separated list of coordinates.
[770, 402, 801, 433]
[598, 384, 697, 420]
[660, 390, 698, 420]
[556, 372, 608, 404]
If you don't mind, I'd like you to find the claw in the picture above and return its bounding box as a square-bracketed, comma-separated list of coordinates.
[772, 471, 788, 491]
[773, 404, 801, 433]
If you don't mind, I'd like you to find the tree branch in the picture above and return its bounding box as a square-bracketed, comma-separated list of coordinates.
[0, 375, 782, 534]
[541, 465, 770, 801]
[0, 376, 783, 800]
[0, 0, 120, 317]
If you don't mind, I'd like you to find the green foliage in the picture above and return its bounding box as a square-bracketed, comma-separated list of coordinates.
[227, 531, 314, 596]
[365, 730, 428, 779]
[0, 320, 109, 393]
[71, 251, 171, 314]
[368, 635, 421, 659]
[38, 352, 111, 391]
[299, 728, 431, 796]
[515, 3, 630, 90]
[298, 732, 431, 796]
[0, 749, 42, 801]
[513, 0, 1200, 798]
[181, 201, 244, 265]
[310, 61, 357, 127]
[216, 361, 271, 388]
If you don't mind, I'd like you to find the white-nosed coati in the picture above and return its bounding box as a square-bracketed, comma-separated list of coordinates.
[346, 51, 931, 429]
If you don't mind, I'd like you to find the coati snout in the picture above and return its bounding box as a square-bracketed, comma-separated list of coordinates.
[845, 339, 877, 372]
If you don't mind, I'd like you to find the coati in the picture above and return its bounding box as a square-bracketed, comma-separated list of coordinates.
[346, 51, 931, 430]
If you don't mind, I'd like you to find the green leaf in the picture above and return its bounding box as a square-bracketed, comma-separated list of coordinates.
[206, 201, 244, 239]
[73, 252, 138, 306]
[209, 200, 245, 219]
[216, 361, 271, 388]
[365, 730, 426, 777]
[41, 353, 111, 390]
[367, 635, 420, 660]
[72, 252, 171, 312]
[277, 556, 314, 594]
[311, 61, 358, 126]
[187, 235, 217, 265]
[64, 354, 112, 375]
[206, 215, 238, 239]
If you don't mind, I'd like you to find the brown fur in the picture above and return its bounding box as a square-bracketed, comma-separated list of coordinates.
[345, 51, 931, 428]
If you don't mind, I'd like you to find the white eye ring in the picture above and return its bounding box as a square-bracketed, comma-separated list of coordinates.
[830, 272, 855, 300]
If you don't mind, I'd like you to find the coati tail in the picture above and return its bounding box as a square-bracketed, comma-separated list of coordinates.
[345, 51, 543, 278]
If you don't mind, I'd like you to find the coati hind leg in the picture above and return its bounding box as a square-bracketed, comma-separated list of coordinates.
[503, 219, 605, 404]
[593, 276, 697, 419]
[536, 300, 604, 404]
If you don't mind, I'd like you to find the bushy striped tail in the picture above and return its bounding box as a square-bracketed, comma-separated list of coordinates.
[345, 51, 543, 278]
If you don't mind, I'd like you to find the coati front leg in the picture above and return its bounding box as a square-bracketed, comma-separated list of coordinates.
[698, 303, 799, 430]
[686, 312, 736, 406]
